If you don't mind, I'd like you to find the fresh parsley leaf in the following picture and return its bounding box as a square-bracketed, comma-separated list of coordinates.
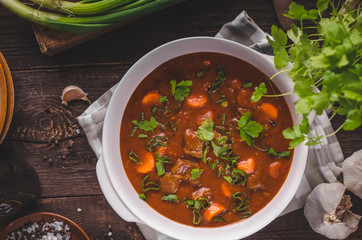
[267, 147, 291, 158]
[162, 194, 178, 203]
[170, 79, 192, 101]
[190, 168, 204, 180]
[284, 2, 318, 21]
[197, 118, 214, 142]
[138, 116, 158, 132]
[238, 111, 263, 146]
[251, 83, 267, 102]
[344, 109, 362, 131]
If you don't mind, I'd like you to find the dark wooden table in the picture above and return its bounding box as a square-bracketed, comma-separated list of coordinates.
[0, 0, 361, 239]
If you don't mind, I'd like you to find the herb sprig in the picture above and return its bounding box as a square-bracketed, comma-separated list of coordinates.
[252, 0, 362, 148]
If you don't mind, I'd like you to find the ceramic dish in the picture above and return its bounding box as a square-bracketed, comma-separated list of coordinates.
[0, 51, 14, 144]
[0, 212, 89, 239]
[97, 37, 309, 240]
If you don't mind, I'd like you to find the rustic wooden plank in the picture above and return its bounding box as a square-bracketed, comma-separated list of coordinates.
[0, 0, 278, 69]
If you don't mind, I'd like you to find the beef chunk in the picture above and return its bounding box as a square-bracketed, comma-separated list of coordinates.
[183, 129, 204, 159]
[160, 173, 181, 194]
[247, 171, 266, 191]
[171, 159, 201, 185]
[192, 187, 212, 200]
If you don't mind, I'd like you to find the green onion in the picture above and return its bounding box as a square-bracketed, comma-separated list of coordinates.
[192, 210, 202, 225]
[208, 65, 227, 104]
[146, 136, 168, 152]
[30, 0, 137, 15]
[230, 192, 252, 219]
[267, 147, 290, 158]
[231, 169, 247, 185]
[141, 175, 160, 191]
[139, 193, 147, 201]
[0, 0, 186, 34]
[129, 151, 141, 165]
[137, 134, 148, 138]
[155, 161, 165, 176]
[161, 194, 178, 203]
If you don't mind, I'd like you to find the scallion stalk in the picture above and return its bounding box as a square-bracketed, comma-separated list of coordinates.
[0, 0, 186, 34]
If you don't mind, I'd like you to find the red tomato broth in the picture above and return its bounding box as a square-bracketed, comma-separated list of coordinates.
[120, 52, 293, 227]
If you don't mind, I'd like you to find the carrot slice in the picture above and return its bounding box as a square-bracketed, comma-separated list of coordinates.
[195, 110, 214, 126]
[135, 152, 155, 173]
[204, 203, 225, 221]
[221, 182, 232, 198]
[269, 161, 282, 179]
[186, 94, 207, 108]
[142, 91, 161, 105]
[156, 146, 166, 157]
[237, 158, 255, 174]
[261, 103, 278, 120]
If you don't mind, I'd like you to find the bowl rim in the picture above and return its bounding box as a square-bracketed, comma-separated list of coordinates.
[101, 36, 309, 240]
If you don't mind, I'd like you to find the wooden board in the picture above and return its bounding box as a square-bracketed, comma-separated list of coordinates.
[32, 22, 131, 56]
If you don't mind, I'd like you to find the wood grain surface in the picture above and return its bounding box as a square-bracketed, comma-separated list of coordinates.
[0, 0, 361, 239]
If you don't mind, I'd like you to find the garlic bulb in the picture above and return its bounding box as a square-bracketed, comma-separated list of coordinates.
[342, 149, 362, 199]
[304, 182, 361, 239]
[61, 85, 90, 106]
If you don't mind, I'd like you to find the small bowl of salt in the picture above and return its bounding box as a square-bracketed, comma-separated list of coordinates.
[0, 212, 89, 240]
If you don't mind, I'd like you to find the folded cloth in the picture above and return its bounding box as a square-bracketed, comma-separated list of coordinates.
[77, 11, 344, 240]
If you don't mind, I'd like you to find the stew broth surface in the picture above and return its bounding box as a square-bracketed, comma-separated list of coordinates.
[120, 52, 293, 227]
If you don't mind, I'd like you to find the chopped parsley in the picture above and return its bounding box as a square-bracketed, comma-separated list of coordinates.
[190, 168, 204, 180]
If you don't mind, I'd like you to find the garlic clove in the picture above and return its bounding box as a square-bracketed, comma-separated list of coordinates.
[61, 85, 90, 106]
[342, 149, 362, 199]
[304, 182, 361, 239]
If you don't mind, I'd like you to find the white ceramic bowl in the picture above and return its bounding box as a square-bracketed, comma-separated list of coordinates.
[97, 37, 309, 240]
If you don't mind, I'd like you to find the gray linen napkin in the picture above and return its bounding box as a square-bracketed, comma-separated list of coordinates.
[77, 11, 344, 240]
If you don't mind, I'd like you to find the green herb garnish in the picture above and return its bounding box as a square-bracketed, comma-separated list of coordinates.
[197, 118, 214, 142]
[251, 82, 267, 102]
[267, 147, 291, 158]
[146, 136, 168, 152]
[208, 65, 227, 104]
[190, 168, 204, 180]
[141, 175, 160, 192]
[161, 194, 178, 203]
[192, 210, 202, 225]
[155, 161, 165, 176]
[263, 1, 362, 148]
[139, 193, 147, 201]
[243, 82, 253, 88]
[238, 111, 263, 147]
[131, 112, 158, 136]
[129, 151, 141, 165]
[137, 134, 148, 138]
[170, 79, 193, 101]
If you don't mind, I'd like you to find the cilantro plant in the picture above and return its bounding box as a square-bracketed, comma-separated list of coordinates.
[253, 0, 362, 148]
